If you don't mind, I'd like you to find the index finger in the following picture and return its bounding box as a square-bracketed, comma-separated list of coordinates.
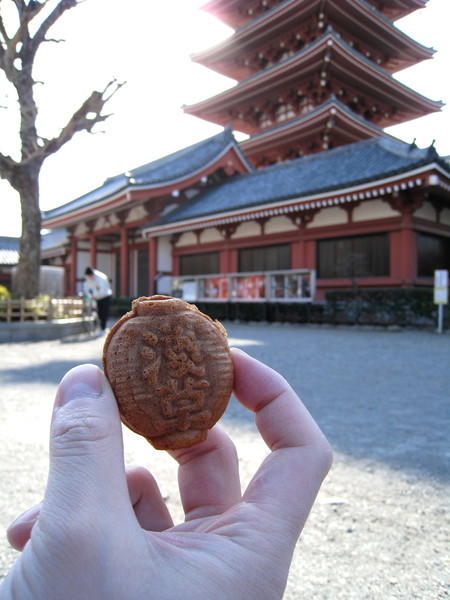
[231, 348, 332, 536]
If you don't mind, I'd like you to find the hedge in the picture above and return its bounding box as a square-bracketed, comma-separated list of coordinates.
[323, 288, 448, 327]
[110, 289, 448, 328]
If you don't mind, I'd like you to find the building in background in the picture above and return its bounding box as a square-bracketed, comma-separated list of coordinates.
[0, 236, 19, 289]
[42, 0, 450, 301]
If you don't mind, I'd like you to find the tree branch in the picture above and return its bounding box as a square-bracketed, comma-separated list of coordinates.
[0, 12, 10, 46]
[0, 151, 19, 185]
[29, 0, 78, 58]
[24, 79, 125, 164]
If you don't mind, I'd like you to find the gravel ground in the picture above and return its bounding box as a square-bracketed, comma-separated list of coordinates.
[0, 322, 449, 599]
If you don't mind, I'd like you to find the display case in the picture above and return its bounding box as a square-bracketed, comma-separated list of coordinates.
[171, 270, 315, 303]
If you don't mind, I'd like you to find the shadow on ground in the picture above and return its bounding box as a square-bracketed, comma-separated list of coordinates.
[0, 357, 103, 385]
[3, 324, 448, 483]
[223, 324, 450, 483]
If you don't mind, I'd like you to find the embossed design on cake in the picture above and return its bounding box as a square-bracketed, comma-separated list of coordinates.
[140, 324, 211, 431]
[102, 295, 233, 450]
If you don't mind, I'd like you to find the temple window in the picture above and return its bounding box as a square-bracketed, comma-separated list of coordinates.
[180, 251, 219, 275]
[317, 234, 389, 278]
[417, 233, 450, 277]
[238, 243, 291, 271]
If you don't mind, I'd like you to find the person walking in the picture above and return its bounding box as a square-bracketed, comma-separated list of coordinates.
[84, 266, 113, 331]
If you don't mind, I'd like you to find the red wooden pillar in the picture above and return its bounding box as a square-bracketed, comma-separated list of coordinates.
[399, 215, 417, 285]
[218, 225, 238, 273]
[290, 213, 317, 270]
[89, 232, 96, 268]
[70, 235, 77, 296]
[291, 226, 306, 268]
[64, 260, 70, 297]
[389, 192, 421, 285]
[219, 250, 229, 273]
[148, 236, 157, 295]
[120, 226, 128, 296]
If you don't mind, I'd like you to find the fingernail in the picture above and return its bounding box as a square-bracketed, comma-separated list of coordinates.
[230, 347, 248, 355]
[57, 365, 103, 406]
[7, 502, 42, 531]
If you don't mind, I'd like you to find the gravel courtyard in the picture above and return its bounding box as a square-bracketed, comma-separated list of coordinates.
[0, 322, 449, 599]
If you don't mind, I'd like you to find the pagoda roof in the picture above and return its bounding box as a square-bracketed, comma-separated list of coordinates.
[42, 128, 252, 230]
[184, 29, 442, 134]
[143, 136, 449, 235]
[239, 96, 397, 161]
[194, 0, 434, 80]
[363, 0, 427, 21]
[200, 0, 427, 29]
[200, 0, 264, 30]
[0, 236, 19, 266]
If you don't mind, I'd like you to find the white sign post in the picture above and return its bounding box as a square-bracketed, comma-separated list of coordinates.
[434, 270, 448, 334]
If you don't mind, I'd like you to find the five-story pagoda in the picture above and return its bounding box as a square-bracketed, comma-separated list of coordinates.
[184, 0, 442, 167]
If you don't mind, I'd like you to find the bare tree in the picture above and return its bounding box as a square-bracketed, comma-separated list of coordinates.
[0, 0, 122, 298]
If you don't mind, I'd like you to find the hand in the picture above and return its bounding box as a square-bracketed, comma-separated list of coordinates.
[2, 349, 332, 600]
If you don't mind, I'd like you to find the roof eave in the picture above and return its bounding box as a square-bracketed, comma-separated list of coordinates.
[42, 141, 252, 230]
[143, 162, 445, 238]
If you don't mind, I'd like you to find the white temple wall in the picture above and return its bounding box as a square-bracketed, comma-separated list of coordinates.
[414, 201, 437, 222]
[200, 228, 223, 243]
[440, 208, 450, 225]
[307, 206, 347, 228]
[232, 221, 260, 238]
[353, 199, 400, 222]
[176, 231, 197, 246]
[264, 215, 297, 234]
[157, 236, 172, 272]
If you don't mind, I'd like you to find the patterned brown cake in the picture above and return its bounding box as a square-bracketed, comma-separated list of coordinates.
[102, 295, 234, 450]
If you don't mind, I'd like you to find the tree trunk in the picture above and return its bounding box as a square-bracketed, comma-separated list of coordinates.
[0, 3, 122, 300]
[12, 165, 41, 299]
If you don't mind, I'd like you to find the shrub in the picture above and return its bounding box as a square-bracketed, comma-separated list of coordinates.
[324, 288, 448, 327]
[111, 296, 133, 316]
[0, 285, 11, 300]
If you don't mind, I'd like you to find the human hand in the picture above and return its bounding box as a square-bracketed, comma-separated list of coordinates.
[2, 349, 332, 600]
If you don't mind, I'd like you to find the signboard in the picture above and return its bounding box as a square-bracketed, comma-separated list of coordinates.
[231, 275, 266, 301]
[199, 277, 229, 300]
[434, 270, 448, 305]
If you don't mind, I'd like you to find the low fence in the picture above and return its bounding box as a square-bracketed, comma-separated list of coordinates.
[0, 297, 91, 322]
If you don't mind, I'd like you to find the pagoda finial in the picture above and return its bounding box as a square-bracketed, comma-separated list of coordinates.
[427, 140, 438, 160]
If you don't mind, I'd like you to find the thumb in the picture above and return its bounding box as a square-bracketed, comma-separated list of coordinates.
[43, 364, 129, 515]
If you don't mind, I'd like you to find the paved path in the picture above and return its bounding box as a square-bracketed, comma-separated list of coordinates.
[1, 323, 449, 599]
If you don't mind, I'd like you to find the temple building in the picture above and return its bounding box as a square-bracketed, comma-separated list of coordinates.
[42, 0, 450, 303]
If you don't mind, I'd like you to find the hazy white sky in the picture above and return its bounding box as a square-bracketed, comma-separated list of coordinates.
[0, 0, 449, 237]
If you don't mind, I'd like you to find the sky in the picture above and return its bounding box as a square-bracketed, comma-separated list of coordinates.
[0, 0, 449, 237]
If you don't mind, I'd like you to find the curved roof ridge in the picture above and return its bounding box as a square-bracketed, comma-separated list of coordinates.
[185, 29, 442, 116]
[240, 95, 397, 144]
[42, 128, 250, 222]
[152, 136, 445, 227]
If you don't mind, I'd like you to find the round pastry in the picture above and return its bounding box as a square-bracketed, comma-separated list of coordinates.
[102, 295, 233, 450]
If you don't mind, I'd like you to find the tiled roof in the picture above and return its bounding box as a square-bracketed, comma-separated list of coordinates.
[154, 137, 448, 226]
[0, 236, 19, 266]
[41, 229, 69, 251]
[104, 126, 246, 186]
[43, 128, 249, 221]
[184, 29, 442, 123]
[240, 96, 393, 145]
